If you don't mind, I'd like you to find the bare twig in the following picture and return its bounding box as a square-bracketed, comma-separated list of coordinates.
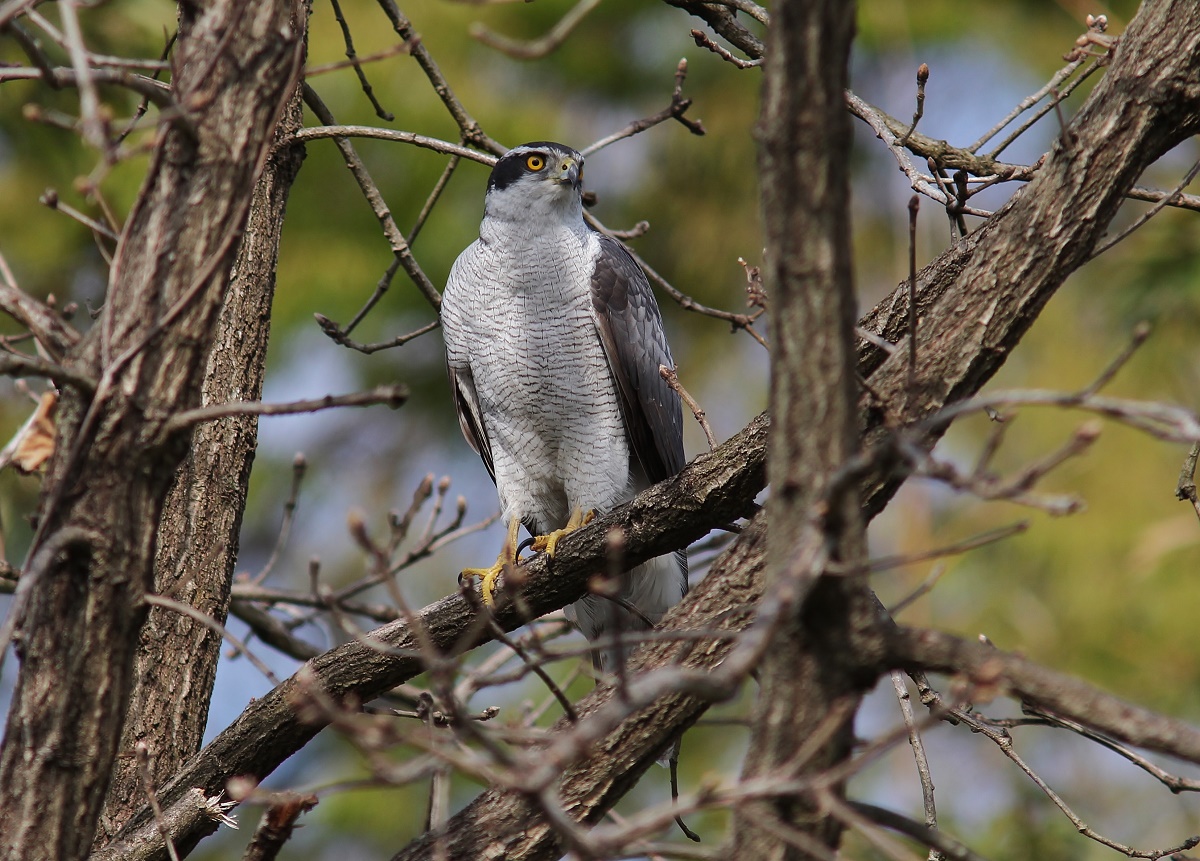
[968, 57, 1087, 153]
[144, 594, 282, 685]
[898, 63, 929, 147]
[328, 0, 396, 120]
[1022, 706, 1200, 794]
[906, 195, 919, 389]
[58, 0, 108, 152]
[660, 364, 716, 450]
[848, 802, 987, 861]
[134, 743, 181, 861]
[162, 384, 408, 434]
[372, 0, 503, 153]
[0, 64, 176, 107]
[581, 59, 705, 158]
[613, 237, 768, 348]
[408, 154, 461, 246]
[470, 0, 602, 60]
[986, 61, 1102, 160]
[249, 453, 308, 587]
[39, 188, 120, 241]
[690, 29, 763, 69]
[298, 88, 450, 309]
[889, 672, 943, 861]
[0, 248, 82, 359]
[0, 350, 96, 392]
[1093, 157, 1200, 258]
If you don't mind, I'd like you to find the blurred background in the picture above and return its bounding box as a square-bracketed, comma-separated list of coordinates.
[3, 0, 1199, 858]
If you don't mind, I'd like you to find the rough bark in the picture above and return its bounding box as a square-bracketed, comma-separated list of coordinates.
[733, 1, 868, 857]
[0, 4, 302, 860]
[89, 2, 1200, 859]
[93, 42, 308, 847]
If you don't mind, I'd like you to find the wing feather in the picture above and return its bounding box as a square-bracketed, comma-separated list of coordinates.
[589, 233, 685, 484]
[449, 365, 496, 484]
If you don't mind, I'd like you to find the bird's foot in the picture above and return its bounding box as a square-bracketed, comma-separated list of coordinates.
[459, 559, 512, 607]
[531, 508, 596, 558]
[460, 517, 522, 606]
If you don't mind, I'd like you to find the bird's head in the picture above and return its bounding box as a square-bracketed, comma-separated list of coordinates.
[483, 141, 584, 224]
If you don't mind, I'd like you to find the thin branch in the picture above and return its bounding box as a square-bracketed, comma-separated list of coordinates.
[372, 0, 504, 153]
[228, 600, 322, 662]
[581, 59, 705, 158]
[470, 0, 602, 60]
[58, 0, 108, 151]
[1093, 156, 1200, 258]
[967, 57, 1087, 152]
[839, 521, 1029, 577]
[134, 743, 181, 861]
[609, 235, 768, 347]
[0, 0, 38, 31]
[1024, 706, 1200, 793]
[162, 384, 408, 434]
[328, 0, 395, 120]
[848, 803, 987, 861]
[889, 672, 943, 861]
[408, 154, 460, 246]
[144, 594, 282, 686]
[660, 364, 716, 450]
[314, 315, 439, 353]
[0, 350, 96, 393]
[40, 188, 121, 241]
[897, 63, 929, 147]
[305, 40, 415, 77]
[689, 29, 763, 69]
[906, 195, 919, 388]
[249, 453, 308, 587]
[0, 62, 176, 107]
[985, 59, 1103, 160]
[0, 248, 82, 358]
[298, 87, 451, 309]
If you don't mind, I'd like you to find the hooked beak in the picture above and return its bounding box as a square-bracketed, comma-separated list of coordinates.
[556, 157, 582, 190]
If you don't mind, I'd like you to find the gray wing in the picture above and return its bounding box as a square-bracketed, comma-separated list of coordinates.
[589, 233, 685, 484]
[448, 365, 496, 484]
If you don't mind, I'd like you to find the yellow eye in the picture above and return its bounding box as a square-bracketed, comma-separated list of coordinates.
[526, 155, 545, 171]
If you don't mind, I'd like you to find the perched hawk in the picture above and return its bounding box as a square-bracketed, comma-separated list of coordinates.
[441, 141, 687, 672]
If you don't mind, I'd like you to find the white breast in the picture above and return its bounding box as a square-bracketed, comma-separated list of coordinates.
[442, 226, 631, 532]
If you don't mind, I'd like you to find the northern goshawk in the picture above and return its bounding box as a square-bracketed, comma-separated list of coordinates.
[440, 141, 687, 672]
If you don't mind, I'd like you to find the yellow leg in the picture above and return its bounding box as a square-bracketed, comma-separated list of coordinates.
[460, 517, 521, 606]
[530, 508, 595, 558]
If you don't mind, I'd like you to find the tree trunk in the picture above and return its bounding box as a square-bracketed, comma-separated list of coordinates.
[93, 47, 308, 847]
[0, 4, 303, 860]
[732, 1, 873, 856]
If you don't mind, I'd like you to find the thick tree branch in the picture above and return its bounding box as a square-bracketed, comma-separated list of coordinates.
[888, 627, 1200, 764]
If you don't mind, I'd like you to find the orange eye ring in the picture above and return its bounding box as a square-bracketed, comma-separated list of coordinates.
[525, 155, 545, 171]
